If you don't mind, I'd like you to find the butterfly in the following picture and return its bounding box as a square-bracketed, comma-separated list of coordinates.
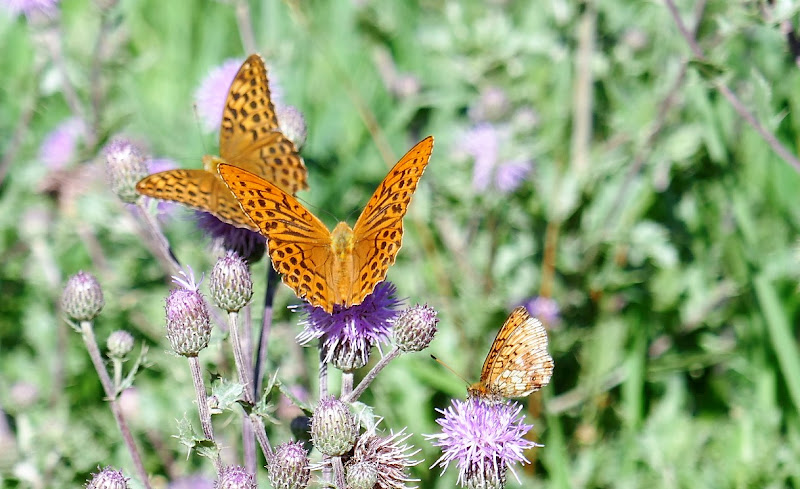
[218, 136, 434, 313]
[467, 306, 554, 400]
[136, 54, 308, 230]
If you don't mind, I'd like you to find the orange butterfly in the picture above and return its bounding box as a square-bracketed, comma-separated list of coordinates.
[136, 54, 308, 230]
[468, 306, 554, 400]
[218, 136, 434, 313]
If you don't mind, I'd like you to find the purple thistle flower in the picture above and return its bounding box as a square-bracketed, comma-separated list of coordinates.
[495, 160, 532, 194]
[425, 397, 539, 488]
[1, 0, 59, 19]
[38, 117, 85, 170]
[194, 212, 266, 264]
[194, 58, 284, 132]
[463, 123, 500, 192]
[523, 296, 560, 326]
[194, 59, 242, 132]
[461, 124, 532, 195]
[296, 282, 402, 371]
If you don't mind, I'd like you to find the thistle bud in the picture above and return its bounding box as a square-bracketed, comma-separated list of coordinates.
[104, 138, 148, 204]
[393, 304, 438, 352]
[165, 288, 212, 357]
[209, 251, 253, 313]
[86, 467, 129, 489]
[268, 441, 311, 489]
[62, 271, 105, 321]
[345, 461, 378, 489]
[215, 465, 256, 489]
[106, 330, 134, 358]
[310, 396, 358, 456]
[275, 104, 307, 150]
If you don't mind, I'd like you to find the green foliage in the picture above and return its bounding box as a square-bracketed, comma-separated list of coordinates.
[2, 0, 800, 487]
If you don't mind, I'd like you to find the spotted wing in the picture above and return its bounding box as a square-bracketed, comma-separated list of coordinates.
[346, 137, 434, 307]
[135, 169, 256, 230]
[217, 163, 337, 310]
[219, 54, 308, 194]
[479, 306, 554, 398]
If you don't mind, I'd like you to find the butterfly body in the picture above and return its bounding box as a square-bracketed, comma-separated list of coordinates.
[468, 306, 554, 401]
[136, 54, 307, 230]
[218, 136, 434, 312]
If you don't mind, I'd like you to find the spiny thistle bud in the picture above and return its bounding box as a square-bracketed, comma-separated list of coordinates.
[214, 465, 256, 489]
[268, 441, 311, 489]
[311, 396, 358, 456]
[104, 138, 148, 204]
[209, 251, 253, 312]
[86, 467, 129, 489]
[62, 271, 105, 321]
[276, 104, 307, 150]
[345, 461, 378, 489]
[165, 272, 212, 357]
[106, 330, 134, 358]
[393, 304, 438, 352]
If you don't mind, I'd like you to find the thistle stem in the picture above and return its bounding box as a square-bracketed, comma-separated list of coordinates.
[188, 356, 222, 474]
[79, 321, 152, 489]
[344, 347, 401, 403]
[228, 312, 273, 459]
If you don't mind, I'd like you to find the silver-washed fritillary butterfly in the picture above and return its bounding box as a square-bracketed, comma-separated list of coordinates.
[217, 136, 434, 313]
[468, 306, 554, 400]
[136, 54, 308, 230]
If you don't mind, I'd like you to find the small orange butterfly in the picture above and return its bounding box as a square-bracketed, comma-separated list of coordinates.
[468, 306, 554, 400]
[218, 137, 434, 313]
[136, 54, 308, 230]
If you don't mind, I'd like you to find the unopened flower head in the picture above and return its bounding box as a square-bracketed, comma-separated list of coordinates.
[104, 138, 148, 203]
[106, 330, 134, 358]
[38, 117, 85, 170]
[195, 212, 266, 264]
[348, 428, 421, 489]
[393, 304, 438, 352]
[214, 465, 256, 489]
[62, 271, 104, 321]
[425, 397, 537, 488]
[268, 441, 310, 489]
[275, 104, 307, 150]
[297, 282, 402, 371]
[310, 396, 358, 456]
[209, 251, 253, 312]
[346, 461, 378, 489]
[165, 270, 212, 357]
[86, 466, 129, 489]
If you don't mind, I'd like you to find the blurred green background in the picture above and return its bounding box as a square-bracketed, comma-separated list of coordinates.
[3, 0, 800, 487]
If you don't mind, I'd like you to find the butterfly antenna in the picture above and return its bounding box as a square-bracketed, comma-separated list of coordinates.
[430, 355, 470, 386]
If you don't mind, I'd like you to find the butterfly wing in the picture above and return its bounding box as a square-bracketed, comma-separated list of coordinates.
[346, 137, 434, 307]
[136, 169, 256, 229]
[219, 54, 308, 195]
[479, 306, 554, 398]
[217, 163, 338, 311]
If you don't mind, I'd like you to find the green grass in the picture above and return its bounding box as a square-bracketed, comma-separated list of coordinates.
[2, 0, 800, 487]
